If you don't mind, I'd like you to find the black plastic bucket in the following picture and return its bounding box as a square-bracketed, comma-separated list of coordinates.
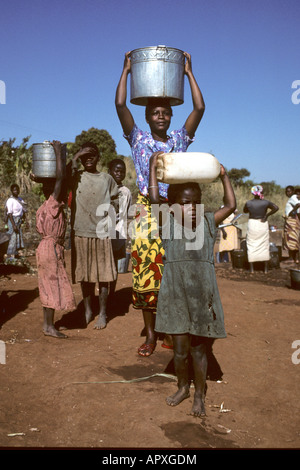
[231, 250, 246, 269]
[290, 269, 300, 290]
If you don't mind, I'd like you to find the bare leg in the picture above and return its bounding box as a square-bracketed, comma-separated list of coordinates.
[109, 279, 117, 297]
[108, 278, 117, 313]
[94, 282, 109, 329]
[249, 262, 254, 273]
[43, 307, 67, 338]
[190, 336, 209, 417]
[138, 309, 156, 356]
[81, 281, 94, 325]
[264, 261, 268, 274]
[162, 334, 173, 348]
[166, 334, 190, 406]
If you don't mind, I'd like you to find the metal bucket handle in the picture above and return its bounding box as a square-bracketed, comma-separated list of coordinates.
[157, 44, 168, 51]
[42, 140, 51, 148]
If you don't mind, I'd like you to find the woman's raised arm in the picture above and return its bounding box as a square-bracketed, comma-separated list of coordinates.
[183, 52, 205, 139]
[115, 51, 135, 136]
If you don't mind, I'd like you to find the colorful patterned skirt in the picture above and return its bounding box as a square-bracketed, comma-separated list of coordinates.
[283, 216, 300, 252]
[7, 216, 24, 256]
[131, 193, 164, 311]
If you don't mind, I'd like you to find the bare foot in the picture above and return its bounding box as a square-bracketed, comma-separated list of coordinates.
[94, 313, 107, 330]
[191, 395, 206, 417]
[166, 386, 190, 406]
[43, 326, 67, 339]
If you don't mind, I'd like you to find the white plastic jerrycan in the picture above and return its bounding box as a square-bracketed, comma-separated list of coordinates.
[156, 152, 221, 184]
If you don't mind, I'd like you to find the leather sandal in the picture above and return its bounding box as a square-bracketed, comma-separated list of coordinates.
[138, 343, 156, 357]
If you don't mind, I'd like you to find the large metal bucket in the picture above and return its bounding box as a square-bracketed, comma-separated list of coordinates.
[32, 141, 66, 178]
[130, 45, 185, 106]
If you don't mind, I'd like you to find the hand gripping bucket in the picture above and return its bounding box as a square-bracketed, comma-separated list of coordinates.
[32, 141, 66, 178]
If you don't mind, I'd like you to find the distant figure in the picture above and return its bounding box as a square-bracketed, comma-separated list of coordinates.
[5, 184, 27, 261]
[243, 185, 278, 273]
[218, 201, 240, 262]
[283, 185, 300, 265]
[33, 141, 76, 338]
[108, 158, 132, 295]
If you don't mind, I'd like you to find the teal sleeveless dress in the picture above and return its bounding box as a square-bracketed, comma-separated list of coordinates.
[155, 212, 226, 339]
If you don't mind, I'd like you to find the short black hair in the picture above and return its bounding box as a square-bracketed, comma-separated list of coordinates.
[81, 142, 100, 157]
[10, 183, 20, 192]
[167, 182, 202, 204]
[108, 158, 126, 171]
[145, 98, 173, 121]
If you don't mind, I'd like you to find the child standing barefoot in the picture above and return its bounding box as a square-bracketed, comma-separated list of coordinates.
[34, 141, 76, 338]
[68, 143, 119, 329]
[149, 152, 236, 416]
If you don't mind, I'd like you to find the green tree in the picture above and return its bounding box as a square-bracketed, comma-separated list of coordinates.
[227, 168, 251, 187]
[259, 180, 282, 196]
[0, 136, 32, 191]
[70, 127, 119, 167]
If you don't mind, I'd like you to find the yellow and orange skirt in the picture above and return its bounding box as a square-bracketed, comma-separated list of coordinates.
[131, 193, 164, 310]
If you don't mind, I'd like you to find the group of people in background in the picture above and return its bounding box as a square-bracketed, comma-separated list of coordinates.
[218, 184, 300, 273]
[2, 51, 299, 418]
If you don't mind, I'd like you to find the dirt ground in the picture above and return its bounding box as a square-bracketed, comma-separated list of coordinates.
[0, 249, 300, 450]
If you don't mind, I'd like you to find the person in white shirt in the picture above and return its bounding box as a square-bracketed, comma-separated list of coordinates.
[5, 184, 27, 259]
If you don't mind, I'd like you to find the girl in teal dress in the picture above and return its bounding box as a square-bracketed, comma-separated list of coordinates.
[148, 152, 236, 417]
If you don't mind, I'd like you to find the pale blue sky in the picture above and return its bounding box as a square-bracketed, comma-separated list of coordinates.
[1, 0, 299, 187]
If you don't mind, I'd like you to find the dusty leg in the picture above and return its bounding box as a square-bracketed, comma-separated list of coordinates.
[166, 334, 190, 406]
[81, 281, 95, 325]
[162, 334, 173, 349]
[94, 282, 109, 329]
[249, 262, 254, 274]
[138, 309, 157, 356]
[108, 278, 117, 312]
[264, 261, 268, 274]
[43, 307, 67, 338]
[190, 336, 209, 417]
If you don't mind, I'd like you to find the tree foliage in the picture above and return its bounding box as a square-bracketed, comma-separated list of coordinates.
[0, 136, 32, 192]
[0, 128, 125, 199]
[70, 127, 119, 167]
[227, 168, 250, 186]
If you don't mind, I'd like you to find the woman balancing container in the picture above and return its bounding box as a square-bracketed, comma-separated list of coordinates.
[32, 140, 66, 178]
[130, 45, 185, 106]
[156, 152, 221, 184]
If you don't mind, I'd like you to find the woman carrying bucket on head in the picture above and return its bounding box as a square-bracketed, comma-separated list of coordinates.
[115, 49, 205, 357]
